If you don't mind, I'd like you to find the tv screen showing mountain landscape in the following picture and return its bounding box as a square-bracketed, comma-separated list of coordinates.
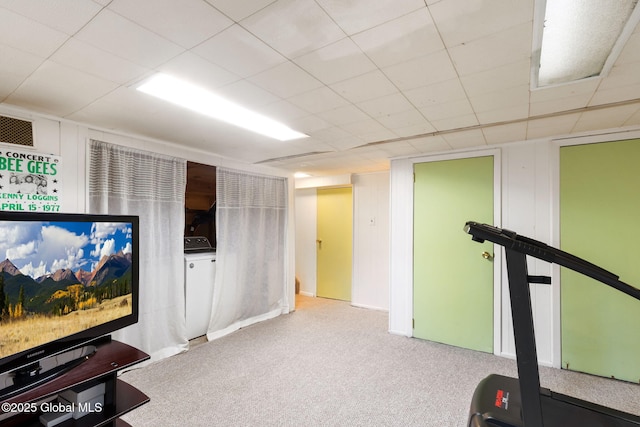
[0, 220, 134, 359]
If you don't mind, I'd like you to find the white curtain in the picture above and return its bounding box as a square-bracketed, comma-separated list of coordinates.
[208, 168, 288, 340]
[88, 140, 188, 361]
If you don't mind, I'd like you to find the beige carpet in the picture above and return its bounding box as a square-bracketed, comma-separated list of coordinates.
[120, 295, 640, 426]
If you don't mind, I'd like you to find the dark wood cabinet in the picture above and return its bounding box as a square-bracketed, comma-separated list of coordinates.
[0, 340, 149, 427]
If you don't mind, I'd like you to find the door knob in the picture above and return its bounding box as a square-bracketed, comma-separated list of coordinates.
[482, 251, 494, 261]
[316, 239, 322, 249]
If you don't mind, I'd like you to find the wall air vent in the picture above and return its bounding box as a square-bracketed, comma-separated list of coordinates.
[0, 115, 34, 146]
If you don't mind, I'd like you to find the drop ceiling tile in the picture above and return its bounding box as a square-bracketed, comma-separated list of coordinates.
[51, 38, 149, 85]
[215, 79, 280, 108]
[289, 137, 335, 151]
[316, 0, 425, 35]
[299, 152, 358, 173]
[205, 0, 277, 21]
[370, 141, 421, 158]
[573, 104, 639, 133]
[407, 135, 452, 153]
[591, 83, 640, 105]
[326, 135, 365, 151]
[0, 0, 103, 34]
[429, 0, 533, 47]
[392, 121, 438, 138]
[0, 44, 42, 100]
[108, 0, 232, 48]
[6, 60, 118, 117]
[193, 24, 286, 78]
[448, 22, 532, 76]
[240, 0, 345, 58]
[317, 104, 369, 126]
[311, 126, 353, 142]
[357, 93, 415, 118]
[359, 145, 398, 162]
[404, 79, 467, 109]
[460, 59, 530, 97]
[616, 31, 640, 64]
[258, 99, 309, 124]
[482, 122, 527, 145]
[530, 79, 599, 104]
[429, 112, 479, 132]
[530, 93, 593, 117]
[0, 7, 68, 57]
[419, 97, 475, 121]
[287, 86, 349, 114]
[470, 84, 530, 114]
[294, 37, 377, 84]
[158, 52, 239, 89]
[249, 61, 323, 98]
[526, 114, 580, 139]
[74, 87, 255, 150]
[383, 50, 457, 90]
[375, 108, 429, 130]
[351, 8, 443, 68]
[476, 104, 529, 125]
[74, 9, 183, 68]
[441, 128, 486, 149]
[68, 86, 160, 131]
[288, 114, 332, 133]
[330, 70, 398, 103]
[623, 105, 640, 126]
[340, 118, 395, 141]
[317, 152, 362, 174]
[598, 61, 640, 91]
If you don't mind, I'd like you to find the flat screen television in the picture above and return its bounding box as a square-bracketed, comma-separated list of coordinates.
[0, 211, 139, 399]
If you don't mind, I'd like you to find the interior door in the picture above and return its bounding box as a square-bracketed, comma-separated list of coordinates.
[316, 187, 352, 301]
[413, 156, 494, 353]
[560, 139, 640, 382]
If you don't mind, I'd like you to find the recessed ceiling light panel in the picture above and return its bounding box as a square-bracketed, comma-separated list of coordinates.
[137, 73, 308, 141]
[534, 0, 640, 87]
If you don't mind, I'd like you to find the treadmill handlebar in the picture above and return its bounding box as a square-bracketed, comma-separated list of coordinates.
[464, 221, 640, 302]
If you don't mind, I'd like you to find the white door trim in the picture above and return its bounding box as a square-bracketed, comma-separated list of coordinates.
[389, 148, 502, 355]
[549, 129, 640, 368]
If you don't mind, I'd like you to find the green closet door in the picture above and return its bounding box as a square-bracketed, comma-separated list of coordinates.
[413, 156, 494, 353]
[560, 139, 640, 382]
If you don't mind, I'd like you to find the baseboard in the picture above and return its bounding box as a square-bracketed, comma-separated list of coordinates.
[350, 302, 388, 312]
[388, 329, 412, 337]
[298, 291, 315, 297]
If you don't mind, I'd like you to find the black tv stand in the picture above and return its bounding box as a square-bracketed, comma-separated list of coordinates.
[0, 339, 149, 427]
[1, 343, 99, 401]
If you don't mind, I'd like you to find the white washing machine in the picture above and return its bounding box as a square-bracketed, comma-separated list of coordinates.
[184, 237, 216, 340]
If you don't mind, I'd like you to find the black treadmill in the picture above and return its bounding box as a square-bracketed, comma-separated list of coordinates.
[464, 222, 640, 427]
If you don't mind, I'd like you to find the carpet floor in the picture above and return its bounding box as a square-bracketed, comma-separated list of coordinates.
[120, 295, 640, 426]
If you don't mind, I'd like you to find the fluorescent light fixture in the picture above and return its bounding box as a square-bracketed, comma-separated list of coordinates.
[294, 172, 311, 178]
[534, 0, 640, 87]
[137, 73, 308, 141]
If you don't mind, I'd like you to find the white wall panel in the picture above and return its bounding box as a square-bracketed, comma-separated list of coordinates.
[294, 188, 317, 296]
[501, 141, 554, 366]
[352, 171, 390, 311]
[388, 158, 414, 336]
